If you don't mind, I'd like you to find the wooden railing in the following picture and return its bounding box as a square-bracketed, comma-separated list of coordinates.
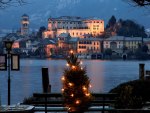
[28, 93, 117, 113]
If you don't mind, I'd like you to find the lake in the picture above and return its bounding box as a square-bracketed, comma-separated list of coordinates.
[0, 59, 150, 105]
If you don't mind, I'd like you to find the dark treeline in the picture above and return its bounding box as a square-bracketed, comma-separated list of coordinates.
[105, 15, 148, 38]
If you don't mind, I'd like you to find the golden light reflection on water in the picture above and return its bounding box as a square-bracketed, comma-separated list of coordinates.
[85, 60, 104, 93]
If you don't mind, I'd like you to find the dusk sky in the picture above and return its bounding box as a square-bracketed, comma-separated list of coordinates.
[0, 0, 149, 30]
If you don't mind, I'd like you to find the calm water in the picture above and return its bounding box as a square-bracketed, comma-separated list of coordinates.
[0, 59, 150, 105]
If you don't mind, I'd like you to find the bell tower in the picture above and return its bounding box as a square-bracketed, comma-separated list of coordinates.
[21, 14, 29, 36]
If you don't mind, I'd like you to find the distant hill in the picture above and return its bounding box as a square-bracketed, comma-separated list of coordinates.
[0, 0, 149, 30]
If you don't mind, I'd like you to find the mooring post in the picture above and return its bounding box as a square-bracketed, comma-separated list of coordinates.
[42, 67, 51, 113]
[42, 67, 51, 93]
[139, 64, 145, 80]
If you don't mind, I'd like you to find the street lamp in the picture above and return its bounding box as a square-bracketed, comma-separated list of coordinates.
[4, 39, 14, 105]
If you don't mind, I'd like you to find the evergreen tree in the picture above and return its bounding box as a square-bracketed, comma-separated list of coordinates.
[36, 26, 46, 39]
[107, 15, 116, 28]
[61, 51, 92, 113]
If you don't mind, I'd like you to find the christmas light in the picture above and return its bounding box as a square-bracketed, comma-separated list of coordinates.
[80, 61, 83, 65]
[66, 63, 69, 67]
[61, 76, 65, 81]
[72, 65, 76, 69]
[82, 86, 87, 91]
[69, 83, 73, 87]
[61, 88, 64, 92]
[86, 93, 90, 97]
[89, 84, 92, 88]
[75, 100, 80, 104]
[70, 50, 73, 54]
[68, 107, 71, 111]
[71, 94, 74, 97]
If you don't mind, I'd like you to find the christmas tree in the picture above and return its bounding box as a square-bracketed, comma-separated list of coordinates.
[61, 51, 92, 113]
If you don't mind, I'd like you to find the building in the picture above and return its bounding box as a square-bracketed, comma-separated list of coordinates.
[43, 16, 104, 38]
[57, 33, 78, 55]
[40, 38, 56, 57]
[103, 36, 149, 54]
[77, 38, 102, 54]
[21, 14, 29, 36]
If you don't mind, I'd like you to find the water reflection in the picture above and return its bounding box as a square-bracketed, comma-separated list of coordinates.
[85, 60, 104, 93]
[0, 59, 149, 104]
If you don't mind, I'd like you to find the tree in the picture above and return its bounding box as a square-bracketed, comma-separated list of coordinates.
[107, 15, 116, 28]
[130, 0, 150, 6]
[142, 44, 149, 52]
[0, 0, 26, 9]
[117, 19, 148, 37]
[134, 43, 149, 59]
[61, 51, 92, 113]
[104, 48, 112, 59]
[110, 80, 150, 109]
[36, 26, 46, 39]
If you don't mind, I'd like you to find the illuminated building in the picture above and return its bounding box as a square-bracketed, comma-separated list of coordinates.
[21, 14, 29, 36]
[77, 38, 102, 54]
[43, 16, 104, 38]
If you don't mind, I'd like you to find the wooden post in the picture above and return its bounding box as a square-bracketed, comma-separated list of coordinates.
[45, 96, 47, 113]
[139, 64, 145, 80]
[42, 67, 51, 93]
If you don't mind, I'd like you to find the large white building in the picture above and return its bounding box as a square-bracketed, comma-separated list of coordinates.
[43, 16, 104, 38]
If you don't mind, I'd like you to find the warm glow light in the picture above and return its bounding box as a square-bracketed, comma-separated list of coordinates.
[68, 107, 71, 110]
[89, 84, 92, 88]
[81, 67, 83, 70]
[75, 100, 80, 104]
[72, 65, 76, 69]
[61, 76, 65, 81]
[80, 61, 83, 65]
[61, 88, 64, 92]
[69, 83, 73, 87]
[82, 86, 87, 91]
[66, 63, 69, 67]
[86, 93, 90, 97]
[70, 50, 73, 54]
[71, 94, 74, 97]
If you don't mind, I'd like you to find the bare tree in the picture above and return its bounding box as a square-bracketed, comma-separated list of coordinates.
[130, 0, 150, 6]
[0, 0, 26, 9]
